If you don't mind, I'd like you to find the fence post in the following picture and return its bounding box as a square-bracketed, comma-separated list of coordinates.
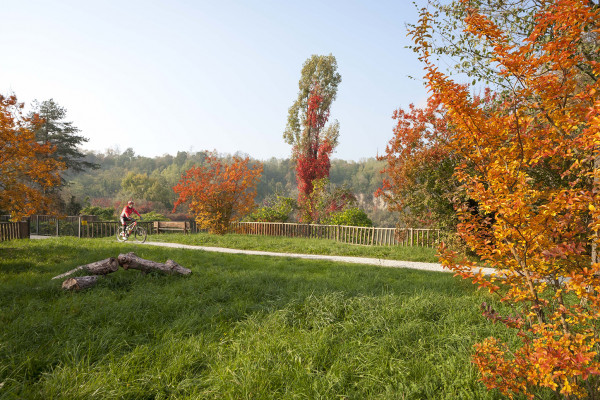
[16, 221, 29, 239]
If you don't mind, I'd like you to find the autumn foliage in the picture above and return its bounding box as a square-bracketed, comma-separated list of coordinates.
[285, 55, 341, 223]
[172, 154, 262, 234]
[294, 86, 336, 222]
[377, 95, 459, 230]
[0, 94, 64, 219]
[406, 0, 600, 398]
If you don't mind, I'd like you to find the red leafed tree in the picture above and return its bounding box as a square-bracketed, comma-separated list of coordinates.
[0, 94, 65, 219]
[408, 0, 600, 398]
[294, 86, 337, 222]
[172, 153, 263, 234]
[284, 54, 341, 223]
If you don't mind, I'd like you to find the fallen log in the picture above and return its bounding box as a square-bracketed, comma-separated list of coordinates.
[117, 252, 192, 275]
[62, 275, 100, 290]
[52, 257, 119, 280]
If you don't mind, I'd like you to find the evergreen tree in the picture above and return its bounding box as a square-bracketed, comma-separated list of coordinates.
[30, 99, 97, 173]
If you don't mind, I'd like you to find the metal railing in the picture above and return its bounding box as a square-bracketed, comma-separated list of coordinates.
[79, 221, 155, 238]
[229, 222, 440, 247]
[9, 216, 440, 247]
[28, 215, 154, 239]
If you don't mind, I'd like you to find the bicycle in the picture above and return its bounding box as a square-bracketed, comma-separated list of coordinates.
[116, 218, 147, 243]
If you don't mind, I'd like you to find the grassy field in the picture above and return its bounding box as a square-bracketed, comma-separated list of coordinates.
[146, 232, 440, 263]
[1, 236, 524, 399]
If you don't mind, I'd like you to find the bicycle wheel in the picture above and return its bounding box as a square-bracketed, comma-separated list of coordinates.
[116, 227, 128, 242]
[133, 226, 147, 243]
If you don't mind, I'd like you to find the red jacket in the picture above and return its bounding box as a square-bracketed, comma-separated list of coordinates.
[121, 205, 141, 218]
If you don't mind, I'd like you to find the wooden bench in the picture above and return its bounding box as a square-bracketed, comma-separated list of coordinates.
[153, 221, 191, 234]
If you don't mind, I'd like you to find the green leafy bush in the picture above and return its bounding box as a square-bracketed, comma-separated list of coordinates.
[141, 211, 170, 221]
[322, 207, 373, 227]
[246, 196, 296, 222]
[79, 206, 115, 221]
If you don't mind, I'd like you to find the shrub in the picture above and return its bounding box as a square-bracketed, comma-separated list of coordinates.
[80, 205, 115, 221]
[322, 207, 373, 227]
[140, 211, 170, 221]
[173, 153, 263, 234]
[246, 196, 296, 223]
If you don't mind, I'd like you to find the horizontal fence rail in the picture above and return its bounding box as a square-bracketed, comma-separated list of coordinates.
[0, 222, 30, 241]
[13, 216, 439, 248]
[230, 222, 440, 247]
[5, 216, 189, 240]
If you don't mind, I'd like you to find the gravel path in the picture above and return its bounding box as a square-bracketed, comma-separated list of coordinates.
[141, 241, 496, 275]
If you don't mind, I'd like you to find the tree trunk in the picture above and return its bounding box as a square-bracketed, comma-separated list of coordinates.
[117, 252, 192, 275]
[52, 257, 119, 280]
[62, 275, 100, 290]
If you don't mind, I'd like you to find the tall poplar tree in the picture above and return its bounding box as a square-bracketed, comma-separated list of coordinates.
[284, 54, 341, 222]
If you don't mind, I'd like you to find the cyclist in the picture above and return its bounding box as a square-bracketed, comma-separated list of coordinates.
[120, 200, 142, 236]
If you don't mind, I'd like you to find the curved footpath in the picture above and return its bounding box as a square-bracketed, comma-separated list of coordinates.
[141, 241, 496, 275]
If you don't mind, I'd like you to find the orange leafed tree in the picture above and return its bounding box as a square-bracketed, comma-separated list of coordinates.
[376, 94, 462, 231]
[172, 153, 263, 234]
[409, 0, 600, 398]
[0, 94, 64, 219]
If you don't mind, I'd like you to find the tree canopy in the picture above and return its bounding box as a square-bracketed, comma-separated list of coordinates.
[284, 54, 342, 222]
[172, 153, 263, 234]
[0, 95, 64, 219]
[30, 99, 97, 173]
[408, 0, 600, 397]
[284, 54, 342, 150]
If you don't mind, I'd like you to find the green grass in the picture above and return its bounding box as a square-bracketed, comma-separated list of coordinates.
[145, 232, 439, 263]
[0, 237, 520, 399]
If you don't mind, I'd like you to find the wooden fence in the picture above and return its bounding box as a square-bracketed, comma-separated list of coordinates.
[229, 222, 440, 247]
[0, 221, 30, 241]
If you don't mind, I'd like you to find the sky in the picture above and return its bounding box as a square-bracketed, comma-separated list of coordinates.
[1, 0, 431, 161]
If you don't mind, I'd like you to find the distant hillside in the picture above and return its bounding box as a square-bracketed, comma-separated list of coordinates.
[63, 149, 397, 226]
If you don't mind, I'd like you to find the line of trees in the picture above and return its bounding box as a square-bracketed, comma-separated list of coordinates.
[58, 149, 392, 225]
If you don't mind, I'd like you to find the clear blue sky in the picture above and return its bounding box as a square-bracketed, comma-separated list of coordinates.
[2, 0, 431, 161]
